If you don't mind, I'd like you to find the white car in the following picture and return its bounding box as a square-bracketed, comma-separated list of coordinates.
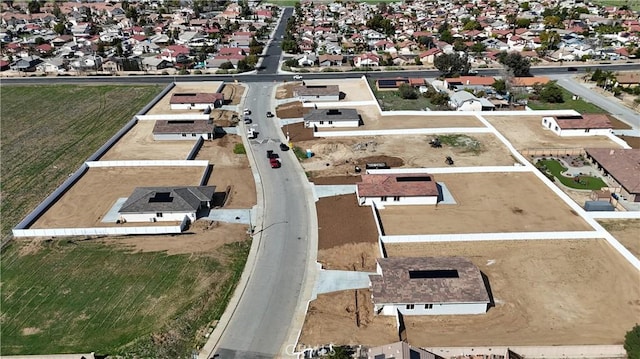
[293, 75, 303, 80]
[243, 109, 251, 115]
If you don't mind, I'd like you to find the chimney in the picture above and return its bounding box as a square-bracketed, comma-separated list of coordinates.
[609, 149, 615, 155]
[466, 80, 470, 85]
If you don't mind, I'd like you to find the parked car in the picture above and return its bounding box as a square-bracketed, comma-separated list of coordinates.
[279, 143, 289, 151]
[244, 118, 252, 124]
[293, 75, 303, 80]
[269, 157, 281, 168]
[567, 67, 578, 72]
[243, 109, 251, 115]
[266, 111, 274, 118]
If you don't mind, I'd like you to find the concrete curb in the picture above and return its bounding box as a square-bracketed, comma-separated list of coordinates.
[199, 82, 265, 359]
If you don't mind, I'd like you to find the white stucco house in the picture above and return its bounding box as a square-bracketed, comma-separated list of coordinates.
[169, 92, 224, 110]
[541, 114, 612, 137]
[356, 173, 439, 207]
[448, 91, 495, 111]
[293, 84, 340, 102]
[152, 119, 215, 140]
[367, 342, 439, 359]
[118, 186, 215, 223]
[304, 108, 360, 128]
[369, 257, 490, 316]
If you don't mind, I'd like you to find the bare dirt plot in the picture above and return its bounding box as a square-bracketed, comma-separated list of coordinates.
[31, 166, 205, 228]
[318, 242, 380, 272]
[195, 135, 256, 209]
[316, 194, 378, 250]
[211, 109, 238, 127]
[219, 84, 245, 105]
[599, 219, 640, 259]
[379, 172, 593, 235]
[275, 78, 373, 102]
[299, 134, 517, 178]
[620, 135, 640, 149]
[146, 81, 225, 115]
[299, 289, 398, 348]
[276, 101, 312, 118]
[285, 122, 315, 142]
[100, 120, 196, 160]
[483, 115, 622, 150]
[384, 239, 640, 346]
[275, 82, 301, 99]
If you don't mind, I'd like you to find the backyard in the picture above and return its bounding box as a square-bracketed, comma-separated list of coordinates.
[368, 79, 436, 111]
[527, 87, 606, 113]
[0, 238, 250, 356]
[535, 158, 607, 190]
[0, 84, 161, 241]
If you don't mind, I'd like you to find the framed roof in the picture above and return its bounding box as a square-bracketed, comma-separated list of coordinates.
[357, 173, 438, 197]
[293, 85, 340, 97]
[170, 92, 223, 104]
[370, 257, 490, 304]
[551, 114, 612, 130]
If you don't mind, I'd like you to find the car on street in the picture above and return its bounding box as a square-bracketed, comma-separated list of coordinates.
[293, 75, 303, 80]
[279, 143, 289, 151]
[243, 109, 251, 115]
[266, 111, 274, 118]
[244, 118, 252, 124]
[269, 156, 281, 168]
[567, 67, 578, 71]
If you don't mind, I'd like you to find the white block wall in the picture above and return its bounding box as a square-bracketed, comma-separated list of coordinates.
[305, 120, 359, 128]
[359, 195, 438, 207]
[121, 212, 195, 223]
[170, 103, 212, 110]
[153, 133, 210, 141]
[378, 302, 487, 315]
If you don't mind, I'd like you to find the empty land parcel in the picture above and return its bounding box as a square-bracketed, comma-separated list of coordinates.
[0, 84, 160, 241]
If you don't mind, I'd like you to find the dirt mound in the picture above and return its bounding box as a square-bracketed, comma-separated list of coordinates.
[355, 155, 404, 167]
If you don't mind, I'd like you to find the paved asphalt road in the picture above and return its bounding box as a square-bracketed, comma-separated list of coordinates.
[214, 83, 311, 359]
[258, 7, 293, 74]
[551, 75, 640, 130]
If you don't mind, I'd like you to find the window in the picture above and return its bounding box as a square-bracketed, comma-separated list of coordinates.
[555, 126, 559, 131]
[406, 304, 414, 310]
[381, 196, 387, 202]
[424, 304, 433, 309]
[393, 196, 400, 201]
[181, 133, 187, 137]
[585, 128, 590, 133]
[328, 121, 333, 125]
[319, 121, 324, 125]
[191, 133, 197, 137]
[156, 212, 163, 218]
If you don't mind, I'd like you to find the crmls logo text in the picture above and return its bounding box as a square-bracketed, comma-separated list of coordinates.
[285, 343, 337, 357]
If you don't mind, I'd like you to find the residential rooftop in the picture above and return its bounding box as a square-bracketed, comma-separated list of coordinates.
[357, 173, 438, 198]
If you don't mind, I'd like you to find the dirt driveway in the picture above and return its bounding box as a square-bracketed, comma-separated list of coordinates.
[484, 115, 622, 150]
[297, 134, 516, 178]
[101, 120, 195, 160]
[378, 172, 593, 235]
[146, 81, 225, 115]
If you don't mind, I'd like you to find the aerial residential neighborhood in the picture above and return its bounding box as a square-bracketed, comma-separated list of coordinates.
[0, 1, 639, 359]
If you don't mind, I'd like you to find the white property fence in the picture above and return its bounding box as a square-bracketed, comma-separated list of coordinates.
[85, 160, 209, 167]
[425, 345, 625, 359]
[136, 114, 210, 121]
[12, 225, 184, 237]
[315, 127, 493, 138]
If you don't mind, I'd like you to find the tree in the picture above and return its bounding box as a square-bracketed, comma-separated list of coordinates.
[53, 22, 66, 35]
[431, 92, 450, 107]
[498, 52, 531, 77]
[398, 83, 418, 99]
[471, 42, 486, 56]
[515, 18, 531, 28]
[52, 2, 62, 19]
[463, 20, 482, 31]
[453, 39, 467, 52]
[434, 52, 470, 77]
[219, 61, 234, 70]
[625, 325, 640, 359]
[492, 79, 507, 94]
[540, 30, 560, 50]
[539, 82, 564, 103]
[281, 39, 298, 53]
[439, 29, 454, 44]
[27, 0, 41, 14]
[34, 37, 46, 45]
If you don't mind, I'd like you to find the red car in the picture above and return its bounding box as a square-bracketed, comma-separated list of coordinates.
[269, 157, 281, 168]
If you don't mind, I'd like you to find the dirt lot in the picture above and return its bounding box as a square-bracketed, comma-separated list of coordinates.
[101, 120, 196, 160]
[384, 239, 640, 346]
[220, 83, 245, 105]
[276, 101, 312, 119]
[195, 135, 256, 209]
[316, 194, 378, 250]
[378, 172, 593, 235]
[484, 115, 622, 150]
[299, 289, 398, 348]
[211, 109, 239, 127]
[31, 166, 206, 228]
[318, 242, 380, 272]
[298, 134, 516, 178]
[599, 219, 640, 259]
[619, 135, 640, 149]
[275, 78, 373, 102]
[146, 81, 226, 115]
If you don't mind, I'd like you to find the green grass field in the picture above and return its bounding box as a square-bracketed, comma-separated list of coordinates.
[368, 79, 435, 111]
[537, 159, 607, 190]
[592, 0, 640, 11]
[0, 85, 160, 241]
[527, 88, 607, 113]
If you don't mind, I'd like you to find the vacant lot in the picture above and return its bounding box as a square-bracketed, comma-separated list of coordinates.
[378, 172, 593, 235]
[30, 166, 205, 228]
[599, 219, 640, 259]
[316, 194, 378, 250]
[0, 237, 250, 356]
[220, 83, 245, 105]
[275, 78, 373, 102]
[146, 81, 225, 114]
[484, 115, 622, 150]
[299, 134, 516, 178]
[384, 239, 640, 346]
[0, 85, 160, 241]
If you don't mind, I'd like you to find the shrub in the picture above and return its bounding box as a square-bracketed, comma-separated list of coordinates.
[398, 83, 418, 99]
[193, 70, 202, 75]
[625, 324, 640, 359]
[233, 143, 246, 154]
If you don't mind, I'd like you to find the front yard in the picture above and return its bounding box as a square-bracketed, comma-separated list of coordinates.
[527, 87, 607, 113]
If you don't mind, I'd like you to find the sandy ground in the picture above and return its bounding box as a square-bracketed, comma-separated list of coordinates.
[483, 115, 623, 150]
[384, 239, 640, 346]
[276, 101, 312, 118]
[276, 78, 374, 102]
[220, 84, 245, 105]
[211, 109, 239, 127]
[318, 242, 380, 272]
[195, 135, 256, 209]
[100, 120, 196, 160]
[298, 134, 517, 178]
[316, 194, 379, 250]
[378, 172, 593, 235]
[31, 166, 206, 228]
[598, 219, 640, 259]
[146, 81, 225, 115]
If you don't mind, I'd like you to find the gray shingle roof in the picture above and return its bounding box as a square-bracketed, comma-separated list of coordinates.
[119, 186, 215, 213]
[369, 257, 490, 305]
[304, 108, 359, 122]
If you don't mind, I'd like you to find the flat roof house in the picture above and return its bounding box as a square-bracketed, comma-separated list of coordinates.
[542, 114, 612, 137]
[152, 120, 215, 140]
[585, 148, 640, 202]
[169, 92, 224, 110]
[293, 85, 340, 102]
[369, 257, 490, 316]
[304, 108, 360, 128]
[356, 173, 439, 207]
[118, 186, 215, 223]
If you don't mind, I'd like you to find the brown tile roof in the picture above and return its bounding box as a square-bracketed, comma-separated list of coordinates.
[616, 72, 640, 85]
[152, 120, 214, 134]
[511, 76, 550, 87]
[370, 257, 490, 304]
[357, 173, 438, 197]
[170, 93, 223, 104]
[554, 114, 612, 130]
[293, 85, 340, 97]
[585, 148, 640, 194]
